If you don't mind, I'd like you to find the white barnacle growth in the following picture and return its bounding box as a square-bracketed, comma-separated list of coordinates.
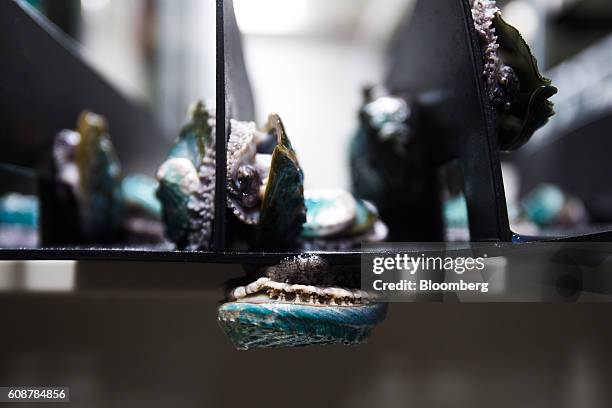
[229, 278, 379, 307]
[469, 0, 515, 96]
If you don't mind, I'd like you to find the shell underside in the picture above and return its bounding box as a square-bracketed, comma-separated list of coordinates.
[217, 301, 387, 350]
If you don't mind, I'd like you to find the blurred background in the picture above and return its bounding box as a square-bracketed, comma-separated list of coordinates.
[17, 0, 612, 221]
[22, 0, 612, 191]
[2, 0, 610, 233]
[1, 0, 612, 406]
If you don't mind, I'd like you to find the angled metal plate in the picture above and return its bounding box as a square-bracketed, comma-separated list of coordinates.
[386, 0, 511, 242]
[222, 0, 255, 123]
[0, 0, 166, 175]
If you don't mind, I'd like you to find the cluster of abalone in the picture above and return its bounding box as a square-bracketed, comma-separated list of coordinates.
[156, 101, 388, 252]
[152, 102, 389, 349]
[30, 2, 554, 349]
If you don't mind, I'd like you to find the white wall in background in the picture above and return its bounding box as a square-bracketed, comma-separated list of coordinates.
[0, 261, 75, 292]
[80, 0, 217, 135]
[244, 37, 384, 190]
[80, 0, 148, 100]
[157, 0, 216, 135]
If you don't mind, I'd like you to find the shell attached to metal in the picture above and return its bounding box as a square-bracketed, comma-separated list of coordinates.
[218, 255, 387, 350]
[227, 113, 306, 250]
[470, 0, 557, 151]
[156, 101, 216, 250]
[156, 103, 308, 251]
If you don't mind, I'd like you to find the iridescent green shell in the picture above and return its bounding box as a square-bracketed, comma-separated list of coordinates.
[218, 301, 387, 350]
[492, 15, 557, 151]
[75, 111, 123, 241]
[257, 114, 306, 249]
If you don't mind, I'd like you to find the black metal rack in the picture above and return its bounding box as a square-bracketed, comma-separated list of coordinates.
[1, 0, 610, 265]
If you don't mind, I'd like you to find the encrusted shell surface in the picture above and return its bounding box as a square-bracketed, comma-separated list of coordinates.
[156, 157, 201, 247]
[470, 0, 557, 151]
[470, 0, 516, 99]
[156, 101, 216, 250]
[158, 104, 305, 250]
[226, 119, 269, 225]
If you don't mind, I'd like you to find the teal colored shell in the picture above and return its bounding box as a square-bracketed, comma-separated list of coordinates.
[121, 174, 162, 219]
[301, 192, 386, 250]
[521, 184, 565, 226]
[302, 192, 379, 239]
[157, 106, 305, 250]
[217, 301, 387, 350]
[0, 193, 38, 227]
[257, 114, 306, 249]
[444, 194, 469, 229]
[0, 193, 39, 248]
[156, 101, 216, 250]
[302, 190, 356, 238]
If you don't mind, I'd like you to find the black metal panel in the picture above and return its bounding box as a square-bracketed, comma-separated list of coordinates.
[215, 0, 227, 250]
[214, 0, 256, 251]
[222, 0, 255, 123]
[0, 0, 166, 175]
[386, 0, 511, 242]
